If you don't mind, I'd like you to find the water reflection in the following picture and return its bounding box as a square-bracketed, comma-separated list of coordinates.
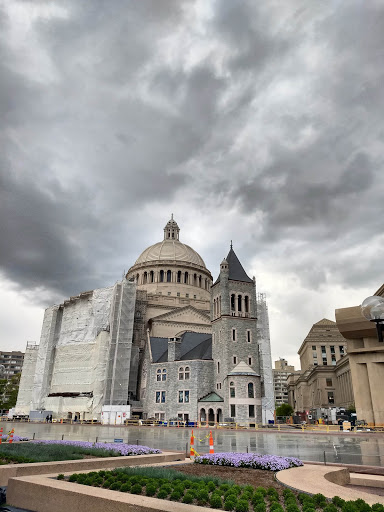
[5, 422, 384, 467]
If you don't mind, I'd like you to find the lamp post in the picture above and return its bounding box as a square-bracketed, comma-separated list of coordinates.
[361, 295, 384, 342]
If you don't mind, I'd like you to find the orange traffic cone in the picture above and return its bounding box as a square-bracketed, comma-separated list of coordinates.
[8, 429, 14, 444]
[209, 430, 214, 454]
[190, 430, 195, 461]
[0, 427, 3, 444]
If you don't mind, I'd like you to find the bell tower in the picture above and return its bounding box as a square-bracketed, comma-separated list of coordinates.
[211, 244, 262, 423]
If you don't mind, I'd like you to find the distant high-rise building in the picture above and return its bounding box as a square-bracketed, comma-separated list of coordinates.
[273, 358, 295, 406]
[0, 350, 24, 380]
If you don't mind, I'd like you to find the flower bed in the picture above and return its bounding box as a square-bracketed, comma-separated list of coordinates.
[194, 452, 303, 471]
[64, 467, 384, 512]
[0, 440, 160, 464]
[31, 440, 161, 456]
[0, 435, 29, 442]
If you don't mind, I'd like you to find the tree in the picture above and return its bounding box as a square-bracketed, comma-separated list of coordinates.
[276, 403, 294, 417]
[0, 374, 21, 410]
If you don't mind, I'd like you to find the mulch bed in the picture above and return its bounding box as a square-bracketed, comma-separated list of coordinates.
[173, 464, 285, 490]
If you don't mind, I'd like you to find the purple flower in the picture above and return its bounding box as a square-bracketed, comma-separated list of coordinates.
[30, 440, 161, 456]
[194, 452, 303, 471]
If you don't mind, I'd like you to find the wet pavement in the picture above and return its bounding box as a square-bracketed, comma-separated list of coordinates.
[4, 422, 384, 466]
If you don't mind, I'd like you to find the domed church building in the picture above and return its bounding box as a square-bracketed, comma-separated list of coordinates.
[15, 217, 274, 425]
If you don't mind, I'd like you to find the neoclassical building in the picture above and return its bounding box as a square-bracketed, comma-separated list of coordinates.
[15, 217, 274, 424]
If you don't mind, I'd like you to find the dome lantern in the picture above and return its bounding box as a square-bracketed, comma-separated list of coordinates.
[163, 214, 180, 241]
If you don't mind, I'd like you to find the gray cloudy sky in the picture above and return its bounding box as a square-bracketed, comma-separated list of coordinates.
[1, 0, 383, 368]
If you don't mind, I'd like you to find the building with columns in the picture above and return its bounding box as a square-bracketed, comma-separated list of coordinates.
[15, 216, 274, 424]
[287, 318, 354, 419]
[335, 284, 384, 425]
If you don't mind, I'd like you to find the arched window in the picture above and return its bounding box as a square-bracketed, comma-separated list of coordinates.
[162, 368, 167, 381]
[150, 270, 154, 283]
[248, 382, 254, 398]
[238, 294, 242, 312]
[245, 296, 249, 313]
[160, 270, 164, 282]
[217, 361, 220, 374]
[231, 294, 235, 311]
[167, 270, 172, 282]
[230, 382, 236, 398]
[185, 271, 189, 284]
[177, 271, 181, 283]
[136, 273, 139, 283]
[194, 274, 197, 286]
[143, 272, 147, 284]
[178, 367, 190, 380]
[156, 369, 161, 382]
[172, 231, 174, 239]
[199, 275, 202, 287]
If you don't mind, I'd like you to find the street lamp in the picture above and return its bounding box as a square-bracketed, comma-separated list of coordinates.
[361, 295, 384, 343]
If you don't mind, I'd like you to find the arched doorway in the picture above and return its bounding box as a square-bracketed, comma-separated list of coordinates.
[216, 408, 223, 423]
[208, 408, 215, 425]
[200, 408, 206, 424]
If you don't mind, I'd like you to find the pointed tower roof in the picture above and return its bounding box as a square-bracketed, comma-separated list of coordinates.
[214, 244, 253, 284]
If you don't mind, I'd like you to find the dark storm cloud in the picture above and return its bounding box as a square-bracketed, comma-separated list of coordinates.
[1, 0, 384, 318]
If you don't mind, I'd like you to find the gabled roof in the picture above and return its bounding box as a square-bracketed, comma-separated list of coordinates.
[228, 361, 260, 376]
[198, 392, 224, 402]
[149, 305, 210, 325]
[150, 332, 212, 363]
[214, 247, 253, 285]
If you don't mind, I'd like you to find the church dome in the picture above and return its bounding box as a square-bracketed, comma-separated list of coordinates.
[135, 241, 206, 267]
[135, 216, 206, 268]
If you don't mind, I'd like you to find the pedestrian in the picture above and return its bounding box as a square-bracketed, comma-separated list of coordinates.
[338, 418, 343, 431]
[49, 414, 53, 423]
[74, 415, 77, 423]
[46, 415, 49, 423]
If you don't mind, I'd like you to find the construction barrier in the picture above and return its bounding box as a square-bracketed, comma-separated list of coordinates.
[8, 428, 14, 443]
[0, 426, 2, 444]
[209, 431, 214, 454]
[190, 430, 195, 461]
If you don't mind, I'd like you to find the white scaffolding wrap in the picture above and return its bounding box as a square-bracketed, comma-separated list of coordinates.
[14, 343, 39, 415]
[257, 293, 275, 423]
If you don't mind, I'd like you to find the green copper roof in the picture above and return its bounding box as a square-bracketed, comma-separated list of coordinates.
[198, 392, 224, 402]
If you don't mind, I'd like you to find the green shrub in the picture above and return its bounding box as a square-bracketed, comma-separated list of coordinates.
[210, 493, 223, 509]
[224, 497, 237, 511]
[354, 500, 371, 512]
[68, 474, 78, 482]
[235, 499, 249, 512]
[109, 481, 121, 491]
[183, 479, 192, 489]
[332, 496, 346, 508]
[145, 484, 157, 497]
[252, 492, 265, 505]
[324, 505, 339, 512]
[206, 480, 216, 492]
[270, 504, 284, 512]
[232, 485, 242, 496]
[313, 494, 327, 507]
[170, 490, 182, 501]
[372, 505, 384, 512]
[130, 483, 142, 494]
[182, 492, 194, 504]
[120, 483, 131, 492]
[254, 504, 267, 512]
[283, 489, 295, 498]
[267, 487, 279, 497]
[220, 483, 231, 492]
[57, 474, 65, 480]
[197, 489, 209, 505]
[286, 505, 300, 512]
[342, 502, 358, 512]
[256, 487, 267, 496]
[157, 488, 169, 499]
[303, 505, 316, 512]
